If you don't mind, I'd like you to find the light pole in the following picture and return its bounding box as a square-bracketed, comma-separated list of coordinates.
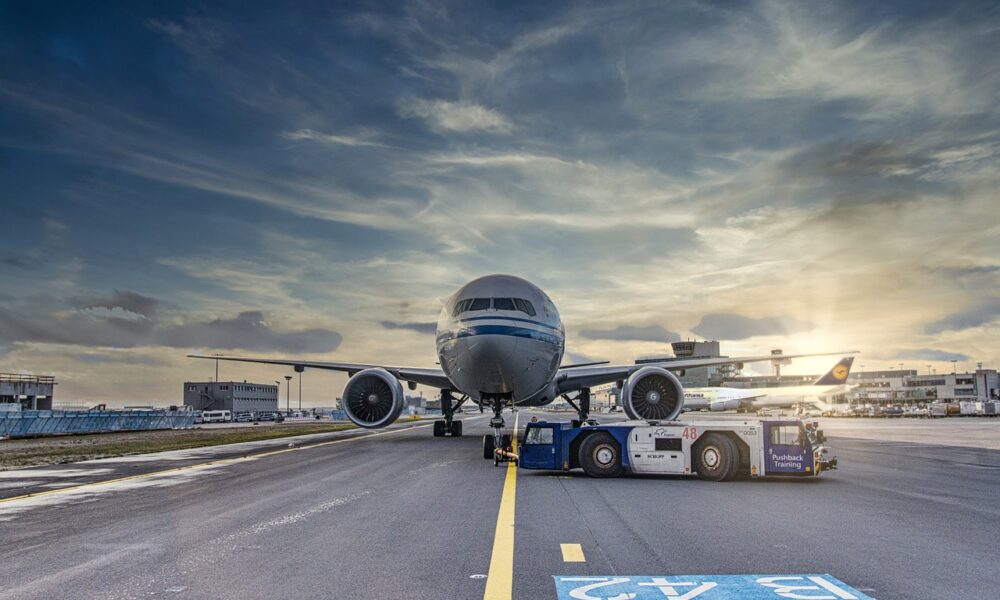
[951, 360, 957, 374]
[275, 381, 282, 413]
[298, 371, 302, 411]
[284, 375, 292, 413]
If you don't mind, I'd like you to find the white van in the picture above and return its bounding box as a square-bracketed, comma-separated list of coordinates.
[201, 410, 232, 423]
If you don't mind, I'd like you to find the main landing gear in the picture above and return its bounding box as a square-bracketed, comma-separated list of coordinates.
[561, 387, 593, 426]
[433, 390, 467, 437]
[481, 393, 516, 466]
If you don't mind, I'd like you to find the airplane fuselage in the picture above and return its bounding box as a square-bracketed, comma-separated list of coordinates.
[436, 275, 565, 405]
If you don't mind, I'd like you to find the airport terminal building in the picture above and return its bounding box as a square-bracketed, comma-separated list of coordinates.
[0, 374, 55, 411]
[183, 381, 279, 416]
[849, 369, 1000, 404]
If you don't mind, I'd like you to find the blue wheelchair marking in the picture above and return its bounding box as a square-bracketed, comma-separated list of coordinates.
[554, 574, 874, 599]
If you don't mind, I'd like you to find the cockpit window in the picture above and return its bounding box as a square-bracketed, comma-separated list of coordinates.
[451, 299, 473, 316]
[493, 297, 516, 311]
[469, 298, 491, 311]
[514, 298, 536, 316]
[454, 297, 537, 316]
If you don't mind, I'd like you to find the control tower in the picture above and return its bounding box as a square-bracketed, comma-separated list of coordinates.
[635, 340, 736, 387]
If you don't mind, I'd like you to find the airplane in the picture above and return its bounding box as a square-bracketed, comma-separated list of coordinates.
[684, 356, 856, 413]
[190, 274, 853, 461]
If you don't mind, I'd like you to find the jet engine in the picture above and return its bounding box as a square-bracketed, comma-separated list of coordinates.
[622, 366, 684, 421]
[342, 368, 404, 428]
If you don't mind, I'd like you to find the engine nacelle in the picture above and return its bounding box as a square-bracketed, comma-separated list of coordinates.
[622, 366, 685, 421]
[342, 368, 404, 429]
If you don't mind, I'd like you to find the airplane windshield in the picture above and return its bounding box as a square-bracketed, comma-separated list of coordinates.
[469, 298, 491, 311]
[451, 299, 473, 316]
[493, 298, 516, 311]
[514, 298, 536, 316]
[453, 298, 537, 317]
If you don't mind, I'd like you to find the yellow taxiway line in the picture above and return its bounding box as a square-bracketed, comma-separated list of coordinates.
[483, 412, 519, 600]
[0, 422, 433, 506]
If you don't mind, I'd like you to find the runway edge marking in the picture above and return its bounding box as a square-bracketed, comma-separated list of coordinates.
[483, 412, 519, 600]
[0, 422, 434, 506]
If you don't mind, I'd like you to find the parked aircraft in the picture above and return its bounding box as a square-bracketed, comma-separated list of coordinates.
[190, 275, 851, 460]
[684, 357, 855, 412]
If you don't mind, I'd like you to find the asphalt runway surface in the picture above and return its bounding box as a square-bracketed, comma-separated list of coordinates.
[1, 412, 998, 599]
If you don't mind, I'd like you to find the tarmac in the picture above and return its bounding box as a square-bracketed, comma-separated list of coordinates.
[0, 412, 998, 599]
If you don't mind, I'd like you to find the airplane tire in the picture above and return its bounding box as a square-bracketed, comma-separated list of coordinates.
[579, 433, 623, 478]
[450, 420, 463, 437]
[433, 420, 446, 437]
[501, 433, 512, 449]
[483, 435, 495, 459]
[694, 433, 738, 481]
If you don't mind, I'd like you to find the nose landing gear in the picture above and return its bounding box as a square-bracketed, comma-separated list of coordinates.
[433, 390, 467, 437]
[480, 393, 516, 465]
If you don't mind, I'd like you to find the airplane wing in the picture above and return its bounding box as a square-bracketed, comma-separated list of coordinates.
[186, 354, 451, 389]
[553, 351, 857, 394]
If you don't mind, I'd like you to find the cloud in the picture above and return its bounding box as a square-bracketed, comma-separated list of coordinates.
[579, 324, 680, 343]
[156, 311, 342, 353]
[564, 351, 600, 366]
[0, 302, 341, 354]
[72, 352, 164, 366]
[280, 129, 389, 148]
[0, 252, 40, 269]
[895, 349, 970, 362]
[924, 297, 1000, 334]
[380, 320, 437, 335]
[398, 98, 512, 133]
[691, 313, 816, 340]
[1, 2, 999, 400]
[72, 290, 160, 318]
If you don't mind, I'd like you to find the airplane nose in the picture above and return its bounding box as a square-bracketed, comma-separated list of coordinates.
[465, 333, 516, 364]
[455, 333, 519, 396]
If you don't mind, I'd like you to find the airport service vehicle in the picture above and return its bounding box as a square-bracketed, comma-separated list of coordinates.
[519, 417, 836, 481]
[190, 274, 852, 455]
[201, 410, 231, 423]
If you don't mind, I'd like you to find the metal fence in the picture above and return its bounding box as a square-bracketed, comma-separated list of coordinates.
[0, 410, 196, 438]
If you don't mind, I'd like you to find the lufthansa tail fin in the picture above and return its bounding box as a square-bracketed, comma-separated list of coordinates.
[813, 356, 854, 385]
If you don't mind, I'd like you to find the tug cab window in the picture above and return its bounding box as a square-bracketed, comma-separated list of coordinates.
[523, 426, 554, 445]
[493, 298, 516, 311]
[770, 425, 803, 446]
[513, 298, 536, 316]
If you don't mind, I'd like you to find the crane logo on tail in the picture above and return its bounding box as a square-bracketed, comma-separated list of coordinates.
[832, 363, 850, 380]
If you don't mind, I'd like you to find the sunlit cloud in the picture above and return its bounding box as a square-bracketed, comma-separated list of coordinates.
[1, 0, 998, 402]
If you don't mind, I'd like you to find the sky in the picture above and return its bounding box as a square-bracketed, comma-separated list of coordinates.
[1, 1, 998, 406]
